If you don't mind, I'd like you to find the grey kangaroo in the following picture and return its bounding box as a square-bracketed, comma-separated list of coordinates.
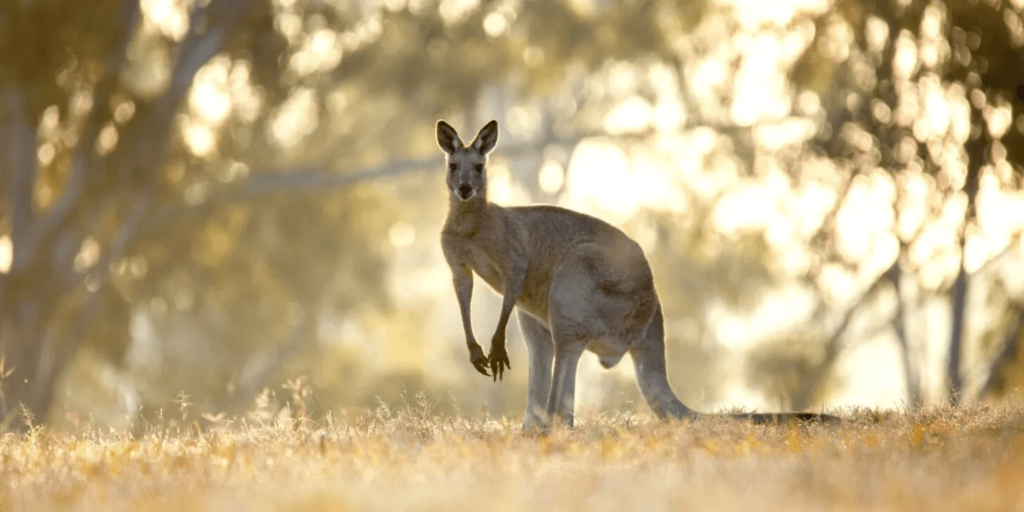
[438, 119, 837, 429]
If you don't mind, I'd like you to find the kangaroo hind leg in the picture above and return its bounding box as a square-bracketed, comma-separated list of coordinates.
[546, 337, 586, 428]
[517, 311, 553, 430]
[544, 260, 605, 428]
[544, 305, 589, 428]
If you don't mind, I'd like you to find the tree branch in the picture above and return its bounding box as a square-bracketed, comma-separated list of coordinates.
[122, 0, 243, 173]
[241, 132, 591, 192]
[827, 261, 897, 361]
[157, 0, 238, 115]
[135, 132, 602, 239]
[790, 259, 900, 409]
[16, 0, 141, 270]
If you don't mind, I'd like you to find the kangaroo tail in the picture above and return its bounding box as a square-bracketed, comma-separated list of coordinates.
[728, 412, 841, 424]
[630, 304, 694, 420]
[632, 304, 841, 425]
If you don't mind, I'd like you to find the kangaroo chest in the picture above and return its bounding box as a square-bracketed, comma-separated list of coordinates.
[465, 240, 552, 320]
[466, 245, 505, 294]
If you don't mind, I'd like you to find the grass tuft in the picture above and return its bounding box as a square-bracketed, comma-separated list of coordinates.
[2, 400, 1024, 511]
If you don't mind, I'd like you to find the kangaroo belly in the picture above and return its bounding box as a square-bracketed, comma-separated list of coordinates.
[586, 340, 629, 369]
[515, 269, 551, 321]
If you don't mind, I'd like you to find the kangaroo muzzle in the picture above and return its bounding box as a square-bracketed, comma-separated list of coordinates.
[457, 184, 474, 200]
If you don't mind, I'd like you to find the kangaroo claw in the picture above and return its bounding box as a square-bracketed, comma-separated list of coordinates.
[469, 344, 490, 377]
[488, 346, 510, 382]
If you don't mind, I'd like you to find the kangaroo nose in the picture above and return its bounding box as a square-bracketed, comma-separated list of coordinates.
[458, 184, 473, 199]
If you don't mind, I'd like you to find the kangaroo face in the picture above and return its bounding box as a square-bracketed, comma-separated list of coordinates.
[445, 148, 488, 201]
[437, 120, 498, 202]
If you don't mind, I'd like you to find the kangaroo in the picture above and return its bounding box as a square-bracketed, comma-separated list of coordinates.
[438, 119, 838, 428]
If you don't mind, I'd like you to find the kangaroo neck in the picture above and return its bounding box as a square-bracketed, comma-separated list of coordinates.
[446, 195, 496, 235]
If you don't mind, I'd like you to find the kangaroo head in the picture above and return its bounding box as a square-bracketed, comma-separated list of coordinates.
[436, 120, 498, 202]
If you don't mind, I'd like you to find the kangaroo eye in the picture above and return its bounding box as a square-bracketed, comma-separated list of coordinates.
[474, 164, 483, 173]
[449, 163, 456, 172]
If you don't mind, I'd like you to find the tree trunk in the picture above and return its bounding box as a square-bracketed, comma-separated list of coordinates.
[947, 265, 968, 406]
[0, 82, 63, 428]
[888, 260, 922, 408]
[948, 95, 987, 405]
[0, 312, 64, 428]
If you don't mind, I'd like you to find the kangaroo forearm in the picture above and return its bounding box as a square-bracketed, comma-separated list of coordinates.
[492, 305, 514, 347]
[492, 269, 525, 346]
[460, 304, 477, 347]
[456, 288, 473, 338]
[452, 268, 477, 346]
[451, 265, 491, 377]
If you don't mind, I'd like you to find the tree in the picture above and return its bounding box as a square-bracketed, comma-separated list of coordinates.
[791, 0, 1024, 405]
[1, 0, 729, 427]
[0, 0, 275, 426]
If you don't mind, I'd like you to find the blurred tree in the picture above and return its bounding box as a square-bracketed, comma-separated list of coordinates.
[0, 0, 336, 426]
[791, 0, 1024, 405]
[982, 303, 1024, 397]
[0, 0, 272, 426]
[2, 0, 736, 428]
[14, 0, 967, 426]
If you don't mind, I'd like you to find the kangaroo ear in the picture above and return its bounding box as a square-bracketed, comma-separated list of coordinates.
[436, 120, 463, 154]
[470, 120, 498, 155]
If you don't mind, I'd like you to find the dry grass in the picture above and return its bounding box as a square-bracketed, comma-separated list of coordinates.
[2, 397, 1024, 512]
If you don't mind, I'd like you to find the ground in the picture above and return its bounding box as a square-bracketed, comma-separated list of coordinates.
[2, 399, 1023, 511]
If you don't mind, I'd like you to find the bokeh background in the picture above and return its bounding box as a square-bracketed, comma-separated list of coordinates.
[1, 0, 1023, 431]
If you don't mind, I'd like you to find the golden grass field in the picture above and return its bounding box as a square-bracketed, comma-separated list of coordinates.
[2, 396, 1024, 512]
